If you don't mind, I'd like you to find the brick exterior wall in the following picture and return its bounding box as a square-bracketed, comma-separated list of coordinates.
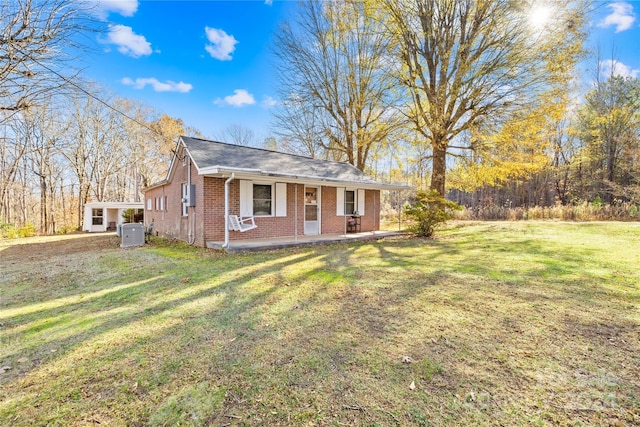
[144, 147, 207, 247]
[320, 186, 379, 234]
[145, 152, 381, 247]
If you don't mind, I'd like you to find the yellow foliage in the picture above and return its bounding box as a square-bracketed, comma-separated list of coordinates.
[449, 91, 569, 191]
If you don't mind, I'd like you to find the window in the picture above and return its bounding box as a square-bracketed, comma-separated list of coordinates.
[147, 199, 152, 210]
[92, 208, 103, 225]
[336, 188, 365, 216]
[345, 190, 355, 215]
[240, 180, 286, 217]
[181, 183, 188, 216]
[253, 184, 272, 216]
[160, 196, 165, 212]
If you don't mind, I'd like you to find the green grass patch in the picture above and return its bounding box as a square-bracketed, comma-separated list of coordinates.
[1, 222, 638, 426]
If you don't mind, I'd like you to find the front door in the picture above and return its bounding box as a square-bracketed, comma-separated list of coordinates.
[304, 186, 320, 235]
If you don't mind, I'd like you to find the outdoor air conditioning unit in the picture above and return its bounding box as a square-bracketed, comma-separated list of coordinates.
[121, 223, 145, 248]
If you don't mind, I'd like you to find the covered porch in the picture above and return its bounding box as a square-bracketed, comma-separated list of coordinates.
[206, 230, 402, 253]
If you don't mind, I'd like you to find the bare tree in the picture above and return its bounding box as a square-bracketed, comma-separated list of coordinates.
[383, 0, 587, 195]
[273, 1, 402, 170]
[123, 104, 186, 198]
[272, 95, 325, 158]
[19, 103, 68, 233]
[216, 124, 256, 146]
[0, 0, 94, 121]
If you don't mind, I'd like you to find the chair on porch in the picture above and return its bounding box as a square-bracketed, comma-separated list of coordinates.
[228, 215, 257, 232]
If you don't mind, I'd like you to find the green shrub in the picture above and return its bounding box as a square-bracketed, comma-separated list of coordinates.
[1, 222, 36, 238]
[121, 208, 143, 223]
[592, 196, 604, 207]
[405, 190, 461, 237]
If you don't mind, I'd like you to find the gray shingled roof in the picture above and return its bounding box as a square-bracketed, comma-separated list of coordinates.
[182, 136, 409, 189]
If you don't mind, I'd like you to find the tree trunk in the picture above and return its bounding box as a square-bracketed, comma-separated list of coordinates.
[430, 142, 447, 196]
[40, 176, 47, 234]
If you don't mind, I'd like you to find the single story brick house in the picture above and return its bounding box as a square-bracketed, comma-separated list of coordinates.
[142, 136, 410, 248]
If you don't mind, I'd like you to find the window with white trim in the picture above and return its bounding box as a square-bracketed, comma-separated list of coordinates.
[253, 184, 272, 216]
[336, 188, 365, 216]
[345, 190, 355, 215]
[92, 208, 103, 225]
[239, 180, 287, 217]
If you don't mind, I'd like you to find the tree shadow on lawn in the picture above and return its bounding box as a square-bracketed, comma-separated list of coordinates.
[0, 234, 147, 306]
[374, 232, 634, 301]
[210, 242, 638, 425]
[0, 249, 321, 382]
[1, 236, 638, 426]
[3, 247, 364, 424]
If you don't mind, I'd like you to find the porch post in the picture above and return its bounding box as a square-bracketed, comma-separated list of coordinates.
[222, 173, 235, 249]
[373, 190, 376, 235]
[343, 186, 347, 237]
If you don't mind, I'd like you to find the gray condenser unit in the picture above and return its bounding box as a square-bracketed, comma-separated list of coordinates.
[121, 223, 145, 248]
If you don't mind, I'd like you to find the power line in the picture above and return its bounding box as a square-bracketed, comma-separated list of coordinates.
[14, 47, 176, 145]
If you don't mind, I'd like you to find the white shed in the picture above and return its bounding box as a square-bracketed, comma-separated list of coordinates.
[83, 202, 145, 233]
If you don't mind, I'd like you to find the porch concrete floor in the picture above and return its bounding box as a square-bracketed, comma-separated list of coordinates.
[207, 231, 403, 253]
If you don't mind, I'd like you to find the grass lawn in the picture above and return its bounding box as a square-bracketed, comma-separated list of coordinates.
[1, 221, 638, 426]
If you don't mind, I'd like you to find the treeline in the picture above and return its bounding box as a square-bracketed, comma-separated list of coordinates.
[270, 1, 639, 215]
[2, 1, 639, 236]
[0, 0, 198, 235]
[446, 74, 640, 214]
[0, 88, 193, 234]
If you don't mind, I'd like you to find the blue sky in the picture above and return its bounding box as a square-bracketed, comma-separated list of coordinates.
[83, 0, 640, 143]
[85, 0, 295, 142]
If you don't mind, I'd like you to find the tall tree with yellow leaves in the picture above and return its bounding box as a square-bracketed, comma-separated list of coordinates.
[382, 0, 587, 195]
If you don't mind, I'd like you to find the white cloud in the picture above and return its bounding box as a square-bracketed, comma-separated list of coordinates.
[264, 0, 273, 5]
[599, 59, 640, 79]
[598, 2, 636, 33]
[262, 96, 277, 108]
[204, 27, 238, 61]
[105, 25, 152, 58]
[88, 0, 138, 19]
[122, 77, 193, 93]
[214, 89, 256, 107]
